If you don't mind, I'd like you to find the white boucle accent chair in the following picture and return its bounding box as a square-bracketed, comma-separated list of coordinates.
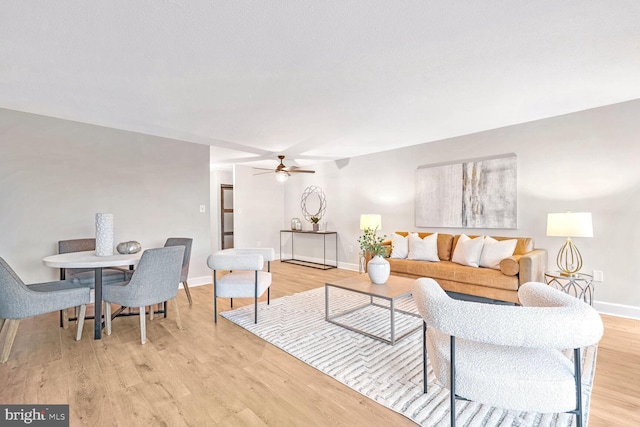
[207, 248, 275, 324]
[411, 278, 604, 427]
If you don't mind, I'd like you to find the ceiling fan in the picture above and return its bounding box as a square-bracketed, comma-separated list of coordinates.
[253, 155, 315, 182]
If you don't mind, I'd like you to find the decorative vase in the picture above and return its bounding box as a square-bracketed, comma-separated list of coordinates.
[368, 255, 390, 284]
[117, 241, 142, 254]
[95, 213, 114, 256]
[291, 218, 301, 231]
[312, 223, 319, 232]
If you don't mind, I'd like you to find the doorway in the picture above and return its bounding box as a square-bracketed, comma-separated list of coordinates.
[220, 184, 234, 249]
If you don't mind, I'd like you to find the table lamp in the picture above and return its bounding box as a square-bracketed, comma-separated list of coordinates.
[546, 212, 593, 276]
[360, 214, 382, 232]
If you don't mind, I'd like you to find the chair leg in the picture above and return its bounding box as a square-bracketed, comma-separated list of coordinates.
[183, 280, 192, 306]
[139, 306, 147, 344]
[62, 308, 70, 330]
[0, 318, 5, 333]
[574, 347, 583, 427]
[423, 321, 428, 394]
[450, 335, 456, 427]
[213, 271, 218, 324]
[268, 287, 270, 305]
[254, 271, 258, 324]
[0, 319, 20, 364]
[76, 305, 87, 341]
[171, 298, 182, 330]
[149, 305, 154, 320]
[105, 303, 112, 335]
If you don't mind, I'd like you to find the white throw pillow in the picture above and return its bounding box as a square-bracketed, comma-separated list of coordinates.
[480, 237, 518, 269]
[451, 234, 485, 268]
[408, 233, 440, 262]
[390, 233, 411, 259]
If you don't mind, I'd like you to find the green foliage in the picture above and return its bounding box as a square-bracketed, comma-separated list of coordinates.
[310, 216, 320, 224]
[357, 227, 387, 257]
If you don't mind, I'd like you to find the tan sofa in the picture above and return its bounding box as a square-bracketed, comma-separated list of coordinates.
[382, 232, 547, 304]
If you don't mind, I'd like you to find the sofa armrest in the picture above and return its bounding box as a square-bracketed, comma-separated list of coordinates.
[518, 249, 548, 284]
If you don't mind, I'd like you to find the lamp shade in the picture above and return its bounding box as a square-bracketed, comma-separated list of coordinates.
[275, 170, 289, 182]
[546, 212, 593, 238]
[360, 214, 382, 231]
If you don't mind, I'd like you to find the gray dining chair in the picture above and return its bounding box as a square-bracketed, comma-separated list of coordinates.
[58, 238, 129, 286]
[0, 257, 90, 363]
[102, 246, 184, 344]
[164, 238, 193, 305]
[148, 237, 193, 320]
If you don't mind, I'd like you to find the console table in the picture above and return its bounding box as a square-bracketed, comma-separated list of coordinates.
[280, 230, 338, 270]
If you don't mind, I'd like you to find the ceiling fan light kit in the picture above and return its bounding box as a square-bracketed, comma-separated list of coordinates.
[275, 170, 289, 182]
[254, 155, 316, 182]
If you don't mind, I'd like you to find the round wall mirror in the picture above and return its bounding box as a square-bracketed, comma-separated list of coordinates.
[300, 185, 326, 222]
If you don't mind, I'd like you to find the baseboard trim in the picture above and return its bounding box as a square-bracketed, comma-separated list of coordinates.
[593, 300, 640, 320]
[182, 275, 212, 288]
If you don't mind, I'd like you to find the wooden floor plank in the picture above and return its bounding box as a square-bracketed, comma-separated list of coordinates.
[1, 261, 638, 426]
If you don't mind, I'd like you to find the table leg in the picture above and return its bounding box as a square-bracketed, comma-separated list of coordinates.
[94, 267, 103, 339]
[390, 299, 396, 345]
[325, 285, 329, 320]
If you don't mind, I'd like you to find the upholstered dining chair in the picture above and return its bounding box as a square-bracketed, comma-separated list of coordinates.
[102, 246, 184, 344]
[164, 238, 193, 305]
[411, 278, 603, 427]
[58, 238, 129, 285]
[207, 248, 275, 324]
[147, 237, 193, 321]
[0, 257, 90, 363]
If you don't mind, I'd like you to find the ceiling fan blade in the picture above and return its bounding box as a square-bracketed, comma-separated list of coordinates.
[287, 169, 315, 173]
[253, 170, 274, 176]
[252, 167, 274, 171]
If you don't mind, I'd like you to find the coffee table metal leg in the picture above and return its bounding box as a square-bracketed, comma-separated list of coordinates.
[390, 299, 395, 345]
[325, 285, 329, 320]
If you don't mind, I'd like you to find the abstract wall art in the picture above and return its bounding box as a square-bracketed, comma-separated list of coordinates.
[415, 154, 517, 229]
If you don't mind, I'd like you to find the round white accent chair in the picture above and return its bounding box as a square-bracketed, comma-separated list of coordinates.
[411, 278, 604, 427]
[207, 248, 275, 324]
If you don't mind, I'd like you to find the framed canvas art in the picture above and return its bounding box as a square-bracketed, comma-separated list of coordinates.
[415, 154, 517, 228]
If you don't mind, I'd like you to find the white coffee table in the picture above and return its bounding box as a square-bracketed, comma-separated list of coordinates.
[325, 274, 421, 345]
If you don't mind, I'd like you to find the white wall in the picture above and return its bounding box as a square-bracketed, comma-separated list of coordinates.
[271, 100, 640, 316]
[233, 165, 284, 251]
[0, 108, 211, 283]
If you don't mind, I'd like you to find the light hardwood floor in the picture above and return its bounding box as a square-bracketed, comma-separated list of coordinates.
[0, 261, 638, 426]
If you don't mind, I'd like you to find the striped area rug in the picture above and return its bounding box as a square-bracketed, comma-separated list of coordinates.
[221, 287, 597, 427]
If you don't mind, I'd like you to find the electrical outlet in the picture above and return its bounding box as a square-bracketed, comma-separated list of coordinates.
[199, 205, 206, 213]
[593, 270, 604, 282]
[257, 241, 262, 247]
[348, 245, 354, 253]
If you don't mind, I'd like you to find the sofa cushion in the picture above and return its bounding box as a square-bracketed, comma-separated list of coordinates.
[390, 232, 410, 259]
[387, 259, 519, 291]
[395, 232, 454, 261]
[499, 255, 521, 276]
[453, 234, 534, 257]
[451, 234, 485, 268]
[408, 233, 439, 261]
[480, 237, 517, 269]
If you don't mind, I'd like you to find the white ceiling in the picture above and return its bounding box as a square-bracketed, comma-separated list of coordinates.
[2, 1, 640, 170]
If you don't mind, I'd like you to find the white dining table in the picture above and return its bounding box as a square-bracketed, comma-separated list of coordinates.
[42, 250, 141, 339]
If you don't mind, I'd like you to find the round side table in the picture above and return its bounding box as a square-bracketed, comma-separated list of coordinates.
[544, 271, 594, 306]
